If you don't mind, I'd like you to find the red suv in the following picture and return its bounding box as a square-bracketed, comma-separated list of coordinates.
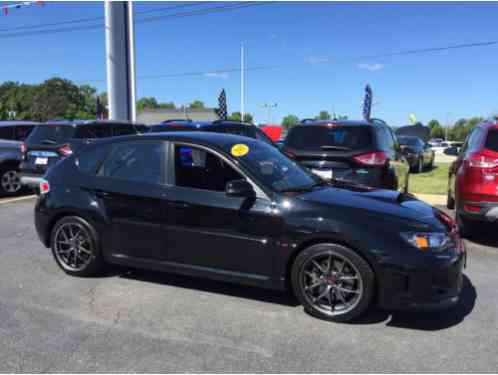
[447, 120, 498, 236]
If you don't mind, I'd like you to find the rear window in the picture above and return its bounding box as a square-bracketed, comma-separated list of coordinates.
[398, 137, 420, 147]
[74, 125, 112, 139]
[27, 125, 75, 145]
[484, 129, 498, 152]
[285, 126, 372, 151]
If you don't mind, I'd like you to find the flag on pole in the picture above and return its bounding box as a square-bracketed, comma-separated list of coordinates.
[362, 84, 373, 121]
[2, 1, 44, 16]
[217, 89, 227, 120]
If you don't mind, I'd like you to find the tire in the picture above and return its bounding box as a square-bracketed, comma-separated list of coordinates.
[291, 243, 375, 323]
[50, 216, 105, 276]
[446, 189, 455, 210]
[457, 213, 476, 239]
[0, 165, 22, 197]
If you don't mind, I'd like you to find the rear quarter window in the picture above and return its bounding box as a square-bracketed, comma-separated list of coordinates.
[286, 126, 372, 151]
[77, 144, 110, 174]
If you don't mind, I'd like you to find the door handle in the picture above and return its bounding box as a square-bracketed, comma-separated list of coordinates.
[168, 201, 190, 209]
[93, 189, 110, 198]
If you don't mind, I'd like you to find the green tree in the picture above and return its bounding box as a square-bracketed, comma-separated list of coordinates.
[31, 77, 85, 121]
[137, 97, 159, 111]
[228, 111, 253, 123]
[158, 102, 176, 109]
[282, 114, 300, 129]
[188, 100, 205, 109]
[449, 119, 467, 142]
[427, 119, 444, 139]
[316, 110, 331, 120]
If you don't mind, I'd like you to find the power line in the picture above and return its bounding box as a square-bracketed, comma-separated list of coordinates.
[0, 2, 270, 38]
[75, 39, 498, 84]
[0, 2, 214, 33]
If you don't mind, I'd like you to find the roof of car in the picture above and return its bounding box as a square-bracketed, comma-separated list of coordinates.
[296, 119, 377, 127]
[0, 121, 39, 127]
[151, 120, 252, 129]
[45, 120, 145, 127]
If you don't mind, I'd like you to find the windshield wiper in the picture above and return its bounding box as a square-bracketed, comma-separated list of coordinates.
[41, 139, 57, 145]
[320, 145, 351, 151]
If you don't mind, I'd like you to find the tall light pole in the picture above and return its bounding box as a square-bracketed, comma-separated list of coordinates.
[260, 102, 277, 124]
[105, 1, 137, 121]
[240, 42, 245, 122]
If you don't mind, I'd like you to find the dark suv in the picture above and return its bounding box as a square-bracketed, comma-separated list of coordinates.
[20, 120, 147, 188]
[149, 119, 276, 146]
[282, 119, 410, 192]
[0, 121, 39, 196]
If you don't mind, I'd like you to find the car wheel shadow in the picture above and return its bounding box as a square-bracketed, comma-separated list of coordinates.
[352, 274, 476, 331]
[115, 266, 300, 307]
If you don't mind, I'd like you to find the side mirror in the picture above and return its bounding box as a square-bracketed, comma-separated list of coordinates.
[444, 146, 459, 156]
[226, 179, 255, 198]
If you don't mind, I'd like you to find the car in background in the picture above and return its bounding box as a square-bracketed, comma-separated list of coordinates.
[447, 120, 498, 237]
[397, 135, 435, 173]
[20, 120, 147, 188]
[35, 131, 465, 322]
[281, 119, 410, 192]
[259, 124, 283, 142]
[0, 121, 39, 196]
[149, 119, 276, 146]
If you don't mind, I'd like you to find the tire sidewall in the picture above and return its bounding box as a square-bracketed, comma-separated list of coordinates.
[0, 166, 22, 196]
[50, 215, 104, 276]
[291, 243, 375, 323]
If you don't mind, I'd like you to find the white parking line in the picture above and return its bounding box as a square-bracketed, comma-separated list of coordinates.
[0, 195, 37, 205]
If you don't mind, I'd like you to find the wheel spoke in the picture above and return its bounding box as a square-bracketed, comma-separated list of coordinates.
[313, 286, 331, 302]
[326, 253, 332, 273]
[335, 288, 347, 305]
[336, 286, 360, 295]
[305, 280, 325, 291]
[339, 275, 358, 281]
[311, 260, 326, 274]
[78, 245, 91, 255]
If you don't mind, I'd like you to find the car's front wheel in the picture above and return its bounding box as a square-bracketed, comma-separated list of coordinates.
[291, 243, 375, 322]
[50, 216, 105, 276]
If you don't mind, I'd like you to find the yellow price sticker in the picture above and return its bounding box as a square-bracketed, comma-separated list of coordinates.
[231, 144, 249, 157]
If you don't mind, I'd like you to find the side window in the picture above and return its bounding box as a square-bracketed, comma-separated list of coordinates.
[75, 125, 112, 139]
[464, 128, 482, 153]
[77, 145, 110, 174]
[112, 125, 137, 136]
[376, 128, 388, 150]
[0, 126, 13, 140]
[98, 141, 164, 185]
[174, 144, 243, 192]
[13, 126, 34, 141]
[384, 128, 395, 151]
[222, 126, 254, 138]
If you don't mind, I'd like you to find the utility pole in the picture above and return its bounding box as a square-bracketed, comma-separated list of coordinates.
[240, 42, 245, 122]
[105, 1, 137, 121]
[260, 102, 277, 124]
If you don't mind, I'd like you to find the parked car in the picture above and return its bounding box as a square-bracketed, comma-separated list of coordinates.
[281, 119, 410, 192]
[34, 131, 465, 322]
[149, 119, 276, 146]
[0, 121, 39, 196]
[20, 120, 147, 188]
[447, 121, 498, 237]
[260, 124, 283, 142]
[397, 135, 435, 173]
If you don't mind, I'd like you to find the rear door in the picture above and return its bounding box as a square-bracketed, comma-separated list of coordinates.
[88, 140, 168, 260]
[283, 125, 374, 182]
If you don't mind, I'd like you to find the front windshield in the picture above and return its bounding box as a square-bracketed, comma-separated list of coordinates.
[231, 141, 318, 192]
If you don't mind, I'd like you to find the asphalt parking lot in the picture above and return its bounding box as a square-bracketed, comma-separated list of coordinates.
[1, 196, 497, 372]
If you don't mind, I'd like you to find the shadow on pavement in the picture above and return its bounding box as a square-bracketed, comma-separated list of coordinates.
[117, 267, 300, 307]
[355, 274, 476, 331]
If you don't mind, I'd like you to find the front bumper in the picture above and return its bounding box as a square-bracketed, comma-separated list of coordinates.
[378, 246, 466, 312]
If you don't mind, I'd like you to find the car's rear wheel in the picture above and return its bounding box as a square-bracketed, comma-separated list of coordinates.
[50, 216, 105, 276]
[291, 243, 375, 322]
[0, 166, 22, 196]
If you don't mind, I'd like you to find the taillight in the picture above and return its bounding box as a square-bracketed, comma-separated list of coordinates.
[468, 152, 498, 169]
[464, 204, 482, 213]
[39, 179, 50, 194]
[353, 151, 388, 166]
[58, 144, 73, 156]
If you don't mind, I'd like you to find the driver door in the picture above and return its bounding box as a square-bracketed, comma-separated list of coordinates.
[161, 143, 281, 278]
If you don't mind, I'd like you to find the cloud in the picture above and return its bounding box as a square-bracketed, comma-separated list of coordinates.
[203, 71, 229, 79]
[306, 56, 331, 65]
[357, 63, 384, 72]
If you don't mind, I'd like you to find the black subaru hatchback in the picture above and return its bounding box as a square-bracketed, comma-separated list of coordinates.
[34, 132, 465, 322]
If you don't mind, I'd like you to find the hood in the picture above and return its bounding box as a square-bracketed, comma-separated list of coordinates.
[297, 184, 445, 230]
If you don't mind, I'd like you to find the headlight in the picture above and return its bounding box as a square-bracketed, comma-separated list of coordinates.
[400, 232, 453, 252]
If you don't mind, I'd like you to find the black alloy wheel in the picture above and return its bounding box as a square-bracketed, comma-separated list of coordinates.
[292, 243, 374, 322]
[51, 216, 104, 276]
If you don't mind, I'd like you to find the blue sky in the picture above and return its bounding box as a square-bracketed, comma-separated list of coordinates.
[1, 1, 498, 125]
